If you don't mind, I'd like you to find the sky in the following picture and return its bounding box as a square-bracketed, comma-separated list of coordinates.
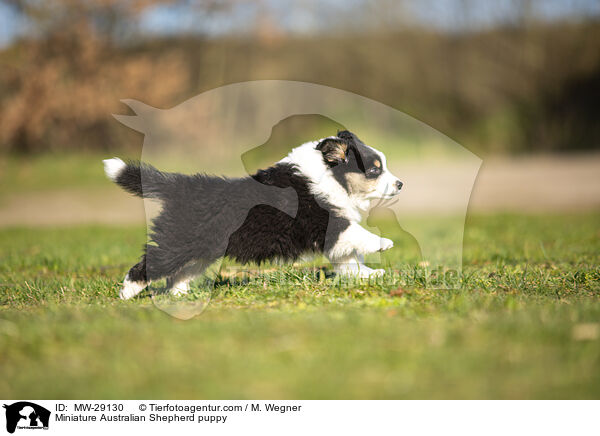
[1, 0, 599, 47]
[138, 0, 600, 36]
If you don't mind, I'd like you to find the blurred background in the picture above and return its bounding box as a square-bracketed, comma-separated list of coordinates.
[0, 0, 599, 225]
[1, 0, 600, 400]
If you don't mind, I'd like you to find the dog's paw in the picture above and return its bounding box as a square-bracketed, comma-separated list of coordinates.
[358, 267, 385, 278]
[379, 238, 394, 251]
[170, 282, 190, 297]
[356, 266, 386, 278]
[368, 268, 385, 277]
[362, 236, 394, 254]
[119, 278, 147, 300]
[119, 288, 137, 300]
[335, 263, 386, 279]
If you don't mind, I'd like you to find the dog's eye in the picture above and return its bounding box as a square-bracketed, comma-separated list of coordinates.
[366, 166, 381, 178]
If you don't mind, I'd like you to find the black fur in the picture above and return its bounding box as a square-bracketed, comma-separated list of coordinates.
[115, 161, 350, 283]
[324, 130, 384, 191]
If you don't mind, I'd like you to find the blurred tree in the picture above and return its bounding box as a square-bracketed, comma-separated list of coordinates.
[0, 0, 226, 153]
[0, 0, 598, 154]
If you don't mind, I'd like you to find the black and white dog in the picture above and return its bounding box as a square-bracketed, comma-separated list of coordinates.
[104, 130, 403, 299]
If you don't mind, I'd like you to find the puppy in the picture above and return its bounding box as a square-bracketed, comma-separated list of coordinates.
[104, 130, 403, 299]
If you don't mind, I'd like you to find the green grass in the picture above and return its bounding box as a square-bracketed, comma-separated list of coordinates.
[1, 213, 599, 398]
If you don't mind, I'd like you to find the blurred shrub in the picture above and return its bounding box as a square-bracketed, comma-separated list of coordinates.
[0, 0, 194, 153]
[0, 1, 598, 154]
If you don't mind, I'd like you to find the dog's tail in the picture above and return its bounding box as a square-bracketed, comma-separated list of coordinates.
[103, 158, 175, 199]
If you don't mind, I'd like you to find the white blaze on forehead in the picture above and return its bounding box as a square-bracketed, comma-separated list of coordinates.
[280, 140, 363, 222]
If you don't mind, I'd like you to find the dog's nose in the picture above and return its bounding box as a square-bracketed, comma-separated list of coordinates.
[396, 180, 403, 190]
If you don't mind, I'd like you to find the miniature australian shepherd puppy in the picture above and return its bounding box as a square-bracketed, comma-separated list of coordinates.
[104, 130, 403, 299]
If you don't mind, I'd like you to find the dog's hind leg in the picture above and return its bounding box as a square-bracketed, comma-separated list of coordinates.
[120, 256, 150, 300]
[166, 275, 190, 297]
[166, 260, 208, 297]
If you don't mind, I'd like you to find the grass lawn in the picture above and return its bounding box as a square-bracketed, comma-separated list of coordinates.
[0, 213, 599, 398]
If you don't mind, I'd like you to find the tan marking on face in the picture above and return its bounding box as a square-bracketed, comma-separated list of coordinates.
[373, 160, 381, 168]
[331, 142, 347, 160]
[344, 172, 378, 195]
[323, 141, 348, 164]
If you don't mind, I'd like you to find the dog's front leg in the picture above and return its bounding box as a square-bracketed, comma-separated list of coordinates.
[326, 223, 392, 278]
[330, 253, 385, 278]
[327, 222, 393, 259]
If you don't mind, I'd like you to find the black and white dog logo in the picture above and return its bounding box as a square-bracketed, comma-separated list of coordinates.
[3, 402, 50, 433]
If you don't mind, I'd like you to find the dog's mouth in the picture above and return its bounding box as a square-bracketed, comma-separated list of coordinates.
[381, 188, 402, 199]
[372, 194, 401, 209]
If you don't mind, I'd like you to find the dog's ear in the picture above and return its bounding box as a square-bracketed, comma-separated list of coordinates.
[316, 138, 348, 166]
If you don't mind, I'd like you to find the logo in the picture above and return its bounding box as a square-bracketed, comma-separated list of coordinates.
[3, 402, 50, 434]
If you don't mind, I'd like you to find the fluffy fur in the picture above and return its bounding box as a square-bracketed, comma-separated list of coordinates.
[104, 130, 403, 299]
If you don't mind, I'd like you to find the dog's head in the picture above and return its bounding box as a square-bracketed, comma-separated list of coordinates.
[316, 130, 403, 201]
